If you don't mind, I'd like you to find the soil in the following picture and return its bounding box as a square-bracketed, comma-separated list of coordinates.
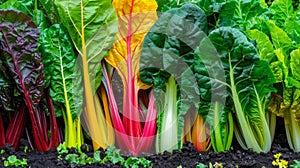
[0, 118, 300, 168]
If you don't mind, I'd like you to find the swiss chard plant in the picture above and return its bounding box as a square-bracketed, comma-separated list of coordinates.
[39, 24, 84, 149]
[246, 0, 300, 151]
[103, 0, 158, 156]
[0, 58, 27, 148]
[0, 9, 59, 152]
[196, 27, 276, 152]
[55, 0, 117, 151]
[141, 3, 210, 153]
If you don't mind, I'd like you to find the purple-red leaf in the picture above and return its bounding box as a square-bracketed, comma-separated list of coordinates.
[0, 10, 58, 152]
[0, 9, 44, 109]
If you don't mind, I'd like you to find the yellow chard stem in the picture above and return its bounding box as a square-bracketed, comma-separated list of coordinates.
[100, 85, 115, 146]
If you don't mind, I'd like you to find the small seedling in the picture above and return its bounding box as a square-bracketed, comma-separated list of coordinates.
[213, 162, 223, 168]
[291, 160, 300, 168]
[65, 152, 93, 165]
[93, 151, 101, 163]
[57, 143, 68, 155]
[57, 155, 63, 160]
[102, 146, 125, 165]
[23, 146, 28, 153]
[124, 157, 152, 168]
[272, 153, 288, 168]
[3, 155, 27, 167]
[196, 162, 208, 168]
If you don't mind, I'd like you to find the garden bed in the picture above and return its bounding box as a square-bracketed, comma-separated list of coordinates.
[1, 0, 300, 168]
[1, 118, 299, 168]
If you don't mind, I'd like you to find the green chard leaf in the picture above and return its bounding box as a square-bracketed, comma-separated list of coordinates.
[55, 0, 118, 150]
[32, 8, 48, 32]
[290, 49, 300, 82]
[55, 0, 117, 95]
[141, 3, 207, 153]
[285, 10, 300, 46]
[39, 24, 84, 148]
[246, 29, 275, 62]
[39, 24, 81, 118]
[270, 0, 294, 27]
[202, 27, 275, 152]
[219, 0, 269, 31]
[267, 20, 294, 53]
[37, 0, 59, 24]
[194, 37, 231, 152]
[0, 0, 33, 16]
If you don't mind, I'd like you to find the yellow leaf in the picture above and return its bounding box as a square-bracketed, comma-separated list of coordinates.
[106, 0, 158, 87]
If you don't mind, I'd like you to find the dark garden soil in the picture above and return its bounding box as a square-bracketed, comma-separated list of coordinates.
[0, 118, 300, 168]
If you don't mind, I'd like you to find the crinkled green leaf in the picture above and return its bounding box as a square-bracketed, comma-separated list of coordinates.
[204, 27, 275, 152]
[39, 24, 82, 118]
[290, 49, 300, 79]
[246, 29, 275, 62]
[274, 48, 289, 85]
[285, 10, 300, 46]
[194, 0, 226, 32]
[37, 0, 59, 24]
[32, 9, 47, 32]
[270, 61, 284, 83]
[289, 49, 300, 86]
[0, 0, 33, 16]
[55, 0, 117, 93]
[194, 35, 230, 152]
[267, 20, 294, 53]
[270, 0, 294, 27]
[195, 0, 225, 14]
[141, 3, 206, 152]
[219, 0, 269, 31]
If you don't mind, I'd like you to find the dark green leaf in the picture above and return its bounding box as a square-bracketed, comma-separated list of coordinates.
[219, 0, 269, 31]
[38, 0, 59, 24]
[32, 9, 47, 32]
[0, 0, 33, 16]
[199, 27, 275, 152]
[141, 3, 206, 152]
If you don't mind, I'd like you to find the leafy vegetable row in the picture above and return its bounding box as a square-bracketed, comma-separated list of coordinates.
[0, 0, 299, 157]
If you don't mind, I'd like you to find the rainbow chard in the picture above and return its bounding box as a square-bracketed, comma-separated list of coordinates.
[0, 9, 58, 152]
[0, 58, 27, 149]
[39, 24, 83, 149]
[103, 0, 158, 155]
[55, 0, 118, 150]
